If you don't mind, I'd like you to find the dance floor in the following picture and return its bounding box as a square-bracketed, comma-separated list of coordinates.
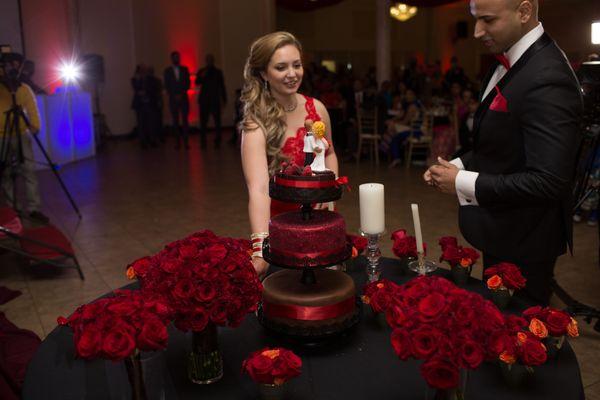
[0, 134, 598, 398]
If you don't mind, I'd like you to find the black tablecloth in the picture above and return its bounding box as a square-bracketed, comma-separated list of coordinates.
[23, 258, 585, 400]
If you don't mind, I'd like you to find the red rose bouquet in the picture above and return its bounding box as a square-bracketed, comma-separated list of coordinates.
[494, 330, 548, 369]
[58, 290, 172, 361]
[522, 306, 578, 358]
[391, 229, 425, 259]
[242, 348, 302, 386]
[347, 234, 368, 258]
[484, 262, 526, 292]
[362, 279, 401, 314]
[127, 230, 263, 332]
[438, 237, 480, 285]
[386, 276, 507, 390]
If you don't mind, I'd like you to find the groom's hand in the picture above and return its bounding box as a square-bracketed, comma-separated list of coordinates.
[430, 157, 459, 195]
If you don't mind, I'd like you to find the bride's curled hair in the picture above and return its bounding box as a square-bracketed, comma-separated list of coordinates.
[241, 31, 302, 175]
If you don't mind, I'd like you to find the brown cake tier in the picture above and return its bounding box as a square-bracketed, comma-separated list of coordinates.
[266, 210, 351, 268]
[269, 170, 343, 204]
[261, 269, 357, 333]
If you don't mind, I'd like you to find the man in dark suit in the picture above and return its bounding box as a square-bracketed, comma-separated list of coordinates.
[164, 51, 190, 149]
[196, 54, 226, 148]
[425, 0, 582, 305]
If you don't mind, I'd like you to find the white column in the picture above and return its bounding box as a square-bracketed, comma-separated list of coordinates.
[376, 0, 391, 86]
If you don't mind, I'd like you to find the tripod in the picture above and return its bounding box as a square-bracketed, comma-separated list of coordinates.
[0, 84, 81, 219]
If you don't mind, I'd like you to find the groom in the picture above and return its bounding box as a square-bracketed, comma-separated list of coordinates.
[425, 0, 582, 305]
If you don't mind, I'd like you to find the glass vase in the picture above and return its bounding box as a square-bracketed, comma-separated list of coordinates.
[543, 335, 565, 359]
[258, 383, 287, 400]
[187, 322, 223, 384]
[450, 264, 471, 286]
[490, 288, 512, 310]
[425, 370, 467, 400]
[499, 362, 532, 388]
[124, 353, 147, 400]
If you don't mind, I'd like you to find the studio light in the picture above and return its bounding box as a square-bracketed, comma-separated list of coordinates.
[59, 60, 82, 84]
[390, 3, 417, 22]
[593, 21, 600, 45]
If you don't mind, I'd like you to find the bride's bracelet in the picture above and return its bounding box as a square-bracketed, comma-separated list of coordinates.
[250, 232, 268, 258]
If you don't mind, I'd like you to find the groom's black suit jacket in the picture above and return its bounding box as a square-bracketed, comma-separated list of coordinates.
[458, 33, 583, 264]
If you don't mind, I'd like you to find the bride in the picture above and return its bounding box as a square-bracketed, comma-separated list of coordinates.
[240, 32, 339, 278]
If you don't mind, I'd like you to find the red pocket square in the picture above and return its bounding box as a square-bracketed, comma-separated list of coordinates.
[489, 86, 508, 112]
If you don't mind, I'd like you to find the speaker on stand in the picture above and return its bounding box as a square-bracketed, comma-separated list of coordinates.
[82, 53, 112, 149]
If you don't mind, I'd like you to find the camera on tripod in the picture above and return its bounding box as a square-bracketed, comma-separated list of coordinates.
[0, 47, 25, 93]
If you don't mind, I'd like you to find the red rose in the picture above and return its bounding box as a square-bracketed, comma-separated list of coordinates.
[301, 166, 312, 176]
[137, 317, 168, 351]
[195, 282, 217, 302]
[522, 306, 543, 321]
[242, 354, 274, 384]
[391, 229, 408, 242]
[440, 246, 462, 265]
[504, 315, 528, 333]
[420, 358, 460, 390]
[102, 328, 136, 361]
[458, 339, 484, 370]
[418, 293, 447, 320]
[173, 279, 195, 300]
[411, 327, 442, 359]
[210, 302, 228, 325]
[128, 256, 152, 278]
[190, 308, 209, 332]
[347, 234, 368, 254]
[521, 338, 547, 366]
[438, 236, 458, 251]
[75, 329, 102, 359]
[390, 329, 412, 360]
[106, 299, 137, 317]
[160, 258, 182, 273]
[545, 309, 571, 337]
[461, 247, 479, 264]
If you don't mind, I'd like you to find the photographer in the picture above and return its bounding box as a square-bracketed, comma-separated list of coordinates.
[0, 53, 48, 223]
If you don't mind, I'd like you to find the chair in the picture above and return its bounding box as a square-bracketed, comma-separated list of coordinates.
[355, 107, 380, 165]
[0, 207, 84, 280]
[405, 111, 434, 169]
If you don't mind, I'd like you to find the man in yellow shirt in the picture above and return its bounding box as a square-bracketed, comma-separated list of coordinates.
[0, 53, 48, 223]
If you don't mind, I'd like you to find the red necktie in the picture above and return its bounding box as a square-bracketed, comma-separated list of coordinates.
[495, 54, 510, 70]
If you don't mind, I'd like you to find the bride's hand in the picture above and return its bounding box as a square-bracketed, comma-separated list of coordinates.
[252, 257, 269, 280]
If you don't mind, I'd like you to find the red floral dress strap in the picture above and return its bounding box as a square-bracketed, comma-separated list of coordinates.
[302, 95, 321, 122]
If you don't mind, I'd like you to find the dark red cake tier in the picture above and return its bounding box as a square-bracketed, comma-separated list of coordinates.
[269, 171, 343, 204]
[266, 210, 351, 268]
[261, 269, 356, 328]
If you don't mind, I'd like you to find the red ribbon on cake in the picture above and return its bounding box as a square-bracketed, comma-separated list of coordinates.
[274, 175, 350, 190]
[263, 297, 355, 321]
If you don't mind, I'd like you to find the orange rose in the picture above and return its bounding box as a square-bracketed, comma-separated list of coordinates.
[126, 267, 136, 280]
[517, 332, 528, 344]
[486, 275, 503, 290]
[376, 283, 385, 289]
[567, 318, 579, 338]
[262, 349, 281, 359]
[499, 351, 516, 364]
[529, 318, 548, 339]
[351, 246, 358, 258]
[361, 295, 371, 305]
[459, 258, 471, 267]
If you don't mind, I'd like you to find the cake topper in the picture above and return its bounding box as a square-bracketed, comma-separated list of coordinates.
[309, 121, 330, 172]
[303, 119, 315, 167]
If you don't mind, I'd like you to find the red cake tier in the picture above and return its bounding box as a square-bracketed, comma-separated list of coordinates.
[269, 171, 343, 204]
[267, 210, 351, 268]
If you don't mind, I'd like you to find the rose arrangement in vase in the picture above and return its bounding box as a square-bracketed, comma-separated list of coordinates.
[391, 229, 425, 272]
[483, 262, 526, 310]
[58, 290, 172, 400]
[382, 276, 508, 398]
[438, 236, 479, 286]
[490, 314, 548, 388]
[242, 347, 302, 400]
[344, 234, 368, 271]
[127, 230, 263, 384]
[361, 279, 402, 327]
[522, 306, 579, 359]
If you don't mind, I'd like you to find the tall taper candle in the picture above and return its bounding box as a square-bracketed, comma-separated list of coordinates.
[411, 204, 425, 254]
[359, 183, 385, 234]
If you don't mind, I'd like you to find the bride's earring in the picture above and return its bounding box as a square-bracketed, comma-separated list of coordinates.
[263, 79, 269, 91]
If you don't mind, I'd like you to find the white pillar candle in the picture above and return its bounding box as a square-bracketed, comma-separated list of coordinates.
[411, 204, 425, 254]
[359, 183, 385, 234]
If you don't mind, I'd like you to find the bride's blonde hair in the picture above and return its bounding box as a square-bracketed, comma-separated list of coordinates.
[241, 31, 302, 175]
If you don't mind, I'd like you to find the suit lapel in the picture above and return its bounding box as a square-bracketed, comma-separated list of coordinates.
[473, 33, 553, 143]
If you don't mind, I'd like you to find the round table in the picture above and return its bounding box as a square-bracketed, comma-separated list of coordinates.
[23, 258, 585, 400]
